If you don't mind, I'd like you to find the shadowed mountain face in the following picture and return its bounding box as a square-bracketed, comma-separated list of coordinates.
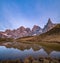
[0, 19, 56, 39]
[42, 18, 56, 33]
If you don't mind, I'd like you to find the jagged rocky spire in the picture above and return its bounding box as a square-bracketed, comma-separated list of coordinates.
[43, 18, 54, 33]
[47, 18, 53, 25]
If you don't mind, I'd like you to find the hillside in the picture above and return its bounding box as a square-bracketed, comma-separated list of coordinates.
[17, 24, 60, 43]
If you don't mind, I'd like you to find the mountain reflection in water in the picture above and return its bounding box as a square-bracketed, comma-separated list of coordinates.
[0, 46, 60, 60]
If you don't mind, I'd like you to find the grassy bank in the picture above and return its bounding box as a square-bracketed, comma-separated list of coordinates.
[0, 38, 14, 42]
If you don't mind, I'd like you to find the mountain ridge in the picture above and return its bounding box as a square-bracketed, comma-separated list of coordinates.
[0, 18, 56, 39]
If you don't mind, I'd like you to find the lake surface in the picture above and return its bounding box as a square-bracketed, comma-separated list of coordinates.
[0, 46, 60, 60]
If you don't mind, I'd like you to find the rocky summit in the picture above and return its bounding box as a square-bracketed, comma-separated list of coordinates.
[32, 25, 42, 36]
[42, 18, 56, 33]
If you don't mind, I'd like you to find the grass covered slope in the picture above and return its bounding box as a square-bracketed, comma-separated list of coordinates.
[17, 24, 60, 42]
[36, 24, 60, 42]
[0, 38, 14, 42]
[29, 24, 60, 42]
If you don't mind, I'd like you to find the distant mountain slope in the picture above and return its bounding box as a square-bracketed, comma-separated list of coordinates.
[17, 24, 60, 42]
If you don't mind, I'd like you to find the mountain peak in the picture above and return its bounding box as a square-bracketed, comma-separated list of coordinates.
[32, 25, 42, 35]
[43, 18, 55, 33]
[47, 18, 53, 25]
[32, 25, 41, 31]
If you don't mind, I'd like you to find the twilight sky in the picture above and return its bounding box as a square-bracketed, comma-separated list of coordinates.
[0, 0, 60, 31]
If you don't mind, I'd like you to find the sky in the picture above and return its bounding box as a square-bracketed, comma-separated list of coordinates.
[0, 0, 60, 31]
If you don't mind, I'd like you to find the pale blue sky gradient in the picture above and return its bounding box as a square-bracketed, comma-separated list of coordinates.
[0, 0, 60, 31]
